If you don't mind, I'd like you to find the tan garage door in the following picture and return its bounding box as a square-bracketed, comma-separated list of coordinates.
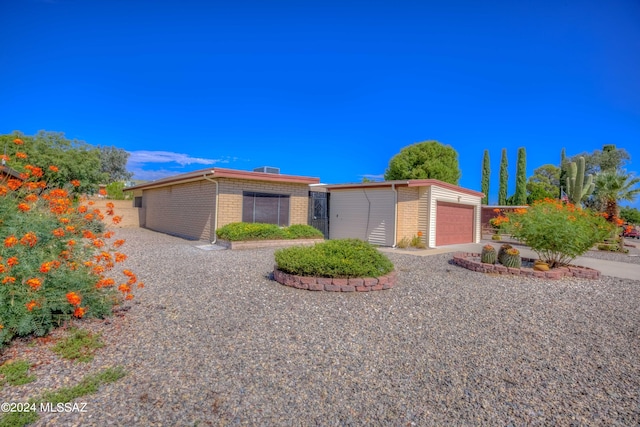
[436, 201, 474, 246]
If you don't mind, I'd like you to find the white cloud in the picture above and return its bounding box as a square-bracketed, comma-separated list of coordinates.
[127, 150, 223, 167]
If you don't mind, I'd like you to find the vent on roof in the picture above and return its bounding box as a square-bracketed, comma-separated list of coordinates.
[253, 166, 280, 174]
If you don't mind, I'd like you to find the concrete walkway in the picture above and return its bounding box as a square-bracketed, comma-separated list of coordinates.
[380, 241, 640, 281]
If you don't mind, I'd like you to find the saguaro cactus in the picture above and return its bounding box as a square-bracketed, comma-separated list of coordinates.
[566, 156, 595, 205]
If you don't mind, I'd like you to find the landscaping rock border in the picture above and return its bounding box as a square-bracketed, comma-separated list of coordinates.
[273, 267, 397, 292]
[218, 238, 324, 250]
[452, 252, 601, 279]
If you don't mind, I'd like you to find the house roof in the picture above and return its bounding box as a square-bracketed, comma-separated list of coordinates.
[124, 167, 320, 191]
[323, 179, 484, 198]
[0, 165, 23, 180]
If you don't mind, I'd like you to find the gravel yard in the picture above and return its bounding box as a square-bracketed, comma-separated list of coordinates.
[2, 227, 640, 426]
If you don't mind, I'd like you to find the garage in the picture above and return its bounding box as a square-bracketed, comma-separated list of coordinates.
[325, 179, 483, 248]
[436, 201, 475, 245]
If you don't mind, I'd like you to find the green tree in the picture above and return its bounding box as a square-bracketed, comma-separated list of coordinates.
[593, 170, 640, 221]
[620, 206, 640, 225]
[498, 149, 508, 205]
[559, 148, 568, 198]
[569, 145, 630, 176]
[99, 146, 133, 182]
[384, 140, 461, 184]
[514, 147, 527, 205]
[1, 131, 103, 195]
[526, 164, 560, 203]
[481, 150, 490, 204]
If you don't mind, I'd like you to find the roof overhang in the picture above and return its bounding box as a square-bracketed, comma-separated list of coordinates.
[124, 167, 320, 192]
[325, 179, 484, 198]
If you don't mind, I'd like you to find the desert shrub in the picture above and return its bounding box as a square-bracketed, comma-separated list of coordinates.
[105, 181, 131, 200]
[0, 137, 141, 349]
[498, 199, 614, 267]
[216, 222, 322, 241]
[284, 224, 324, 239]
[275, 239, 394, 278]
[396, 237, 410, 248]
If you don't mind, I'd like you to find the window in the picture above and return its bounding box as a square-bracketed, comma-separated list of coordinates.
[133, 196, 143, 208]
[242, 192, 290, 226]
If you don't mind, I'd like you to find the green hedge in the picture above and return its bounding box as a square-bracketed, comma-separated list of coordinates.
[275, 239, 394, 278]
[216, 222, 323, 241]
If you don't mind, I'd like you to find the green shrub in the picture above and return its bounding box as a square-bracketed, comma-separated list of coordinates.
[396, 237, 410, 248]
[105, 181, 129, 200]
[216, 222, 323, 241]
[51, 328, 104, 362]
[0, 139, 140, 350]
[275, 239, 394, 278]
[499, 200, 614, 267]
[0, 359, 36, 387]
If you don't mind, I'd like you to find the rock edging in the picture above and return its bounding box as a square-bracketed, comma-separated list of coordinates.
[273, 267, 397, 292]
[452, 252, 600, 279]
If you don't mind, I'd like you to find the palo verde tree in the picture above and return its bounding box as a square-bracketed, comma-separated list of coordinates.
[498, 148, 508, 205]
[384, 140, 461, 184]
[481, 150, 490, 204]
[513, 147, 527, 205]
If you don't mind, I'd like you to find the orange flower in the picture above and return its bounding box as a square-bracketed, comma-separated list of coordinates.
[73, 307, 86, 318]
[7, 257, 19, 266]
[92, 239, 105, 248]
[123, 269, 135, 277]
[0, 264, 5, 273]
[2, 276, 16, 284]
[67, 239, 76, 247]
[26, 300, 38, 311]
[40, 262, 52, 273]
[66, 291, 82, 306]
[24, 194, 38, 202]
[88, 201, 95, 206]
[77, 205, 88, 213]
[137, 282, 144, 289]
[52, 228, 65, 237]
[48, 165, 59, 172]
[113, 239, 125, 248]
[106, 202, 115, 209]
[13, 138, 24, 145]
[4, 235, 18, 247]
[16, 151, 28, 159]
[103, 231, 115, 239]
[59, 217, 70, 224]
[17, 203, 31, 212]
[125, 294, 134, 301]
[96, 277, 115, 288]
[114, 252, 127, 263]
[118, 283, 131, 293]
[98, 189, 107, 196]
[65, 225, 76, 233]
[70, 179, 81, 187]
[0, 185, 7, 196]
[84, 213, 94, 221]
[26, 278, 42, 290]
[112, 215, 122, 225]
[7, 179, 22, 190]
[20, 232, 38, 247]
[82, 230, 95, 239]
[49, 188, 68, 198]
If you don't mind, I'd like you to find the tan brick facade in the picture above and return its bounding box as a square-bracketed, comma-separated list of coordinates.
[139, 177, 310, 241]
[395, 187, 421, 244]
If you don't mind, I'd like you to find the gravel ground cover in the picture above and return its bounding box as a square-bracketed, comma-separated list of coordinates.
[2, 227, 640, 426]
[583, 238, 640, 265]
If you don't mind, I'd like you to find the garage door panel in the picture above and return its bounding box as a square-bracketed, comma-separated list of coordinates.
[436, 202, 474, 245]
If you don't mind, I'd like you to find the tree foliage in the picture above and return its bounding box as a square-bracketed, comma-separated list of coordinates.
[498, 149, 508, 205]
[514, 147, 527, 205]
[526, 164, 560, 203]
[593, 170, 640, 221]
[481, 150, 490, 204]
[620, 206, 640, 225]
[1, 131, 104, 194]
[569, 145, 630, 176]
[384, 140, 461, 184]
[99, 146, 133, 182]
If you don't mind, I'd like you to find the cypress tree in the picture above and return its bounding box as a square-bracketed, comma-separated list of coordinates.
[514, 147, 527, 205]
[498, 148, 508, 205]
[559, 148, 567, 199]
[481, 150, 490, 205]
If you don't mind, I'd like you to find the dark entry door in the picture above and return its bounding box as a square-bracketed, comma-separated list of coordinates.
[308, 191, 329, 239]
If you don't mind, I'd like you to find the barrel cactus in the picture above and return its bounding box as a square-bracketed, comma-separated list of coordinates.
[497, 244, 513, 265]
[500, 247, 522, 268]
[480, 244, 497, 264]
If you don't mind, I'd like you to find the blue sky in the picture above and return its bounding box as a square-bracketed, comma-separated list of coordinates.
[1, 0, 639, 207]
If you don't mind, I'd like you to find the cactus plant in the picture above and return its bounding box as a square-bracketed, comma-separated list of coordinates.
[481, 244, 497, 264]
[565, 156, 595, 205]
[498, 244, 513, 265]
[500, 247, 522, 268]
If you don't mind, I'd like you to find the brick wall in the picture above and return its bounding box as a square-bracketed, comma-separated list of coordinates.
[396, 187, 420, 244]
[217, 178, 309, 227]
[143, 180, 217, 240]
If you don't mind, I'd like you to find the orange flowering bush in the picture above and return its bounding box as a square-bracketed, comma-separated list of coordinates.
[498, 198, 615, 267]
[0, 138, 140, 349]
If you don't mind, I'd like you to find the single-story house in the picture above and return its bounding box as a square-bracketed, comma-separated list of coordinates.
[324, 180, 484, 248]
[124, 167, 320, 241]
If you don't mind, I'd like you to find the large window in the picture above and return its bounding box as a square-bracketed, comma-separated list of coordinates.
[242, 192, 290, 226]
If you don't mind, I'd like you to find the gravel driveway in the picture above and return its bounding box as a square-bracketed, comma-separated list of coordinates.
[3, 227, 640, 426]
